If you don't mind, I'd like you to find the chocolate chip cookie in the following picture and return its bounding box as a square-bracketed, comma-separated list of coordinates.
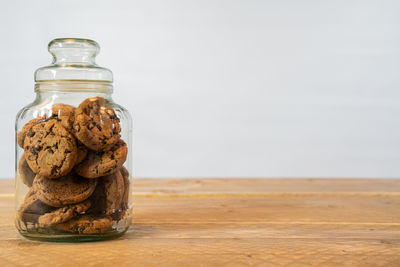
[32, 172, 97, 207]
[52, 103, 76, 131]
[24, 119, 78, 178]
[89, 170, 124, 216]
[73, 97, 121, 151]
[17, 115, 48, 148]
[55, 215, 113, 234]
[17, 188, 55, 223]
[120, 166, 130, 211]
[38, 199, 91, 228]
[18, 153, 35, 187]
[75, 139, 127, 178]
[110, 167, 130, 221]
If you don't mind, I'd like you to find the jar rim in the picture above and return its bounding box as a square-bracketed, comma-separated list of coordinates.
[35, 80, 113, 93]
[48, 38, 99, 49]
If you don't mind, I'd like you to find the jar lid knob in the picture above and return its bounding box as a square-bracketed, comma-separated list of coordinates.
[35, 38, 113, 82]
[48, 38, 100, 65]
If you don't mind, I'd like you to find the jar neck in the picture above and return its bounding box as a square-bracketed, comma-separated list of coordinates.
[35, 81, 113, 94]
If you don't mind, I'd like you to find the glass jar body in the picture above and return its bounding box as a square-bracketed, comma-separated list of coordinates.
[15, 82, 132, 242]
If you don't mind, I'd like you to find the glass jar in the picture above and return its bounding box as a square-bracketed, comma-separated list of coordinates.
[15, 38, 133, 242]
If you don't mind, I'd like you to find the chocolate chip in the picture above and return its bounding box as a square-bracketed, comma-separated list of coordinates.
[109, 114, 118, 120]
[87, 122, 95, 130]
[27, 130, 35, 137]
[33, 145, 42, 153]
[51, 166, 59, 175]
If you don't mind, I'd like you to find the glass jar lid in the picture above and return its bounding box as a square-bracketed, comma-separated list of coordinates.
[34, 38, 113, 82]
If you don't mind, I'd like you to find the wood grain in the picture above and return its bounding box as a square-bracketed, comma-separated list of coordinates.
[0, 178, 399, 266]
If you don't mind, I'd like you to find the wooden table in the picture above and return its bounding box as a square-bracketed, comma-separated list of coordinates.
[0, 178, 399, 266]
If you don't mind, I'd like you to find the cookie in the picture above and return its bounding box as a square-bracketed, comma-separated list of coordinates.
[38, 199, 91, 228]
[55, 215, 113, 234]
[73, 97, 121, 151]
[120, 166, 130, 211]
[76, 141, 88, 165]
[24, 119, 78, 178]
[110, 167, 130, 221]
[32, 172, 97, 207]
[18, 153, 35, 187]
[17, 188, 55, 223]
[51, 103, 76, 131]
[75, 139, 127, 178]
[89, 170, 124, 216]
[17, 115, 48, 148]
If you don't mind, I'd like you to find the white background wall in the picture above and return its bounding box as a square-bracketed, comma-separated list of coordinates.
[0, 0, 399, 178]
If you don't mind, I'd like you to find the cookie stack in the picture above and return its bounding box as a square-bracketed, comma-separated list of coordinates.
[17, 97, 129, 234]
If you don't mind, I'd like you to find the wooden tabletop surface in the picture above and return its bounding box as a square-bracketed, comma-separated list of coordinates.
[0, 178, 399, 266]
